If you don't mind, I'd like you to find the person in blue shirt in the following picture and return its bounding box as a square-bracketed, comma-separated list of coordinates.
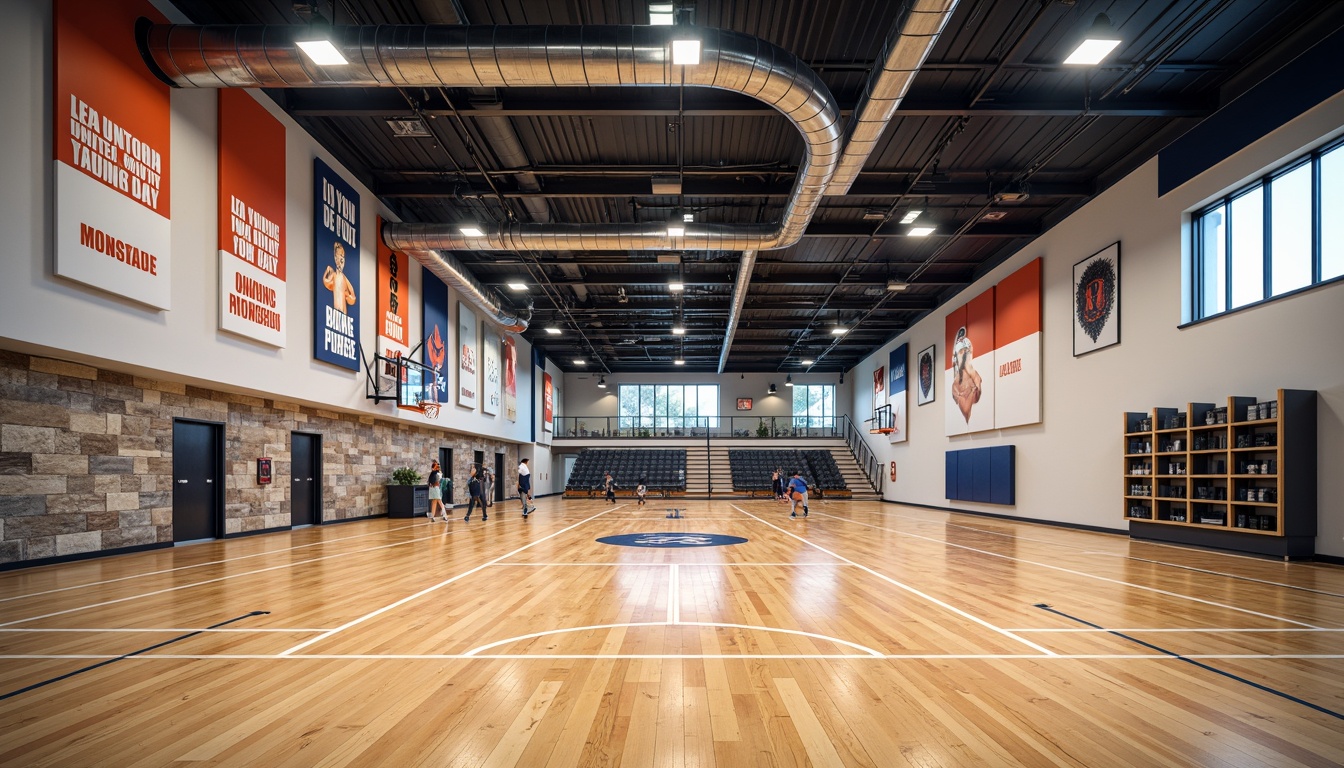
[786, 470, 809, 518]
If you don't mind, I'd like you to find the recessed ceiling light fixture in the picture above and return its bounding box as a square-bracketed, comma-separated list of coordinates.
[672, 39, 701, 66]
[296, 39, 348, 66]
[1064, 14, 1122, 66]
[908, 226, 936, 237]
[507, 282, 527, 291]
[648, 1, 675, 25]
[459, 225, 484, 237]
[899, 209, 922, 225]
[545, 326, 562, 335]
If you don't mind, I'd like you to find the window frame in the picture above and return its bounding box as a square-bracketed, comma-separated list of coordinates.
[617, 383, 719, 431]
[1188, 136, 1344, 324]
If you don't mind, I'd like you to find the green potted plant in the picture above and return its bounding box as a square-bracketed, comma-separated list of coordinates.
[756, 420, 770, 438]
[387, 466, 427, 518]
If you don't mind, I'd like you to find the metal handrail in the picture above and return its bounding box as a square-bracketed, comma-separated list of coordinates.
[841, 415, 883, 494]
[552, 415, 843, 440]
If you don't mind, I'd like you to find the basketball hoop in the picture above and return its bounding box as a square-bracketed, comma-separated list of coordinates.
[417, 396, 441, 420]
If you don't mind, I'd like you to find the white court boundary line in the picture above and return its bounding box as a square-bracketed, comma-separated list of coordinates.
[811, 510, 1325, 629]
[1008, 627, 1344, 633]
[730, 505, 1055, 656]
[856, 503, 1344, 598]
[6, 653, 1343, 660]
[278, 505, 627, 656]
[461, 621, 885, 658]
[0, 519, 431, 605]
[0, 627, 330, 633]
[0, 524, 465, 628]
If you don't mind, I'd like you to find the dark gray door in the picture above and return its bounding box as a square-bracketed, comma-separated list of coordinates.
[494, 452, 506, 502]
[291, 433, 321, 526]
[172, 421, 220, 542]
[439, 447, 453, 503]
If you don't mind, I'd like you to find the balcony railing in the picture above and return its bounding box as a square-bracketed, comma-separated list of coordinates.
[553, 416, 841, 440]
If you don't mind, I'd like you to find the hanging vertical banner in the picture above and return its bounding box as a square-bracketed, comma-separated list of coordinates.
[54, 0, 172, 309]
[946, 289, 996, 436]
[457, 302, 479, 409]
[994, 258, 1042, 429]
[218, 91, 285, 346]
[483, 328, 502, 416]
[313, 158, 360, 371]
[888, 343, 908, 444]
[542, 371, 554, 432]
[503, 335, 518, 421]
[375, 218, 408, 392]
[422, 271, 450, 403]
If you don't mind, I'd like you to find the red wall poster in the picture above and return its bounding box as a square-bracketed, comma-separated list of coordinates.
[376, 217, 409, 391]
[54, 0, 172, 309]
[218, 90, 285, 346]
[542, 371, 554, 432]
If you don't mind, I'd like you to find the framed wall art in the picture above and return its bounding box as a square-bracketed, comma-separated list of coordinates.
[736, 397, 753, 411]
[1073, 242, 1120, 356]
[916, 344, 936, 405]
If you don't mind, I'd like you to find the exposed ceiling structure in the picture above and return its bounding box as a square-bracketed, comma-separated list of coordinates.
[160, 0, 1344, 373]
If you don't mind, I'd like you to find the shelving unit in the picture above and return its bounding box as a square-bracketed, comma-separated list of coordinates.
[1123, 389, 1316, 558]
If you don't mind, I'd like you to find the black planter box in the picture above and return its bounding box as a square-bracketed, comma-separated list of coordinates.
[387, 484, 429, 518]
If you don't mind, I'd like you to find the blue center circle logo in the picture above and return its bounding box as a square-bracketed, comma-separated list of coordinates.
[597, 532, 748, 548]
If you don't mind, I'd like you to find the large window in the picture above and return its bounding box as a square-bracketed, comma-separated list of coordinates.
[1190, 138, 1344, 321]
[618, 384, 719, 431]
[792, 384, 835, 429]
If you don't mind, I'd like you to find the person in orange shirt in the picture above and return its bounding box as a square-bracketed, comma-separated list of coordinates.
[323, 241, 356, 314]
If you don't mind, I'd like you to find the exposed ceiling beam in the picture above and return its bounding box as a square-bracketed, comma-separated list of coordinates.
[375, 178, 1090, 200]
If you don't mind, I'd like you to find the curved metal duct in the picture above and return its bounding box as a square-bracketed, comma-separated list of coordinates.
[138, 24, 843, 254]
[403, 244, 530, 333]
[826, 0, 959, 194]
[716, 250, 757, 374]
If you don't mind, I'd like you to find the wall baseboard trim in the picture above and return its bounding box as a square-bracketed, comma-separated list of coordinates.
[223, 525, 292, 539]
[1310, 553, 1344, 566]
[0, 541, 173, 572]
[882, 498, 1128, 536]
[325, 512, 390, 523]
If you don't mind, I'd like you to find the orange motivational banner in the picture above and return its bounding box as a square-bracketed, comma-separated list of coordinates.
[218, 91, 286, 346]
[376, 218, 409, 348]
[53, 0, 173, 309]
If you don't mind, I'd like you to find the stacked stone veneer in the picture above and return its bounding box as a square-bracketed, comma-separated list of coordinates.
[0, 351, 516, 566]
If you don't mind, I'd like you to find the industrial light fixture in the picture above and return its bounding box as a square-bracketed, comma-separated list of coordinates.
[671, 324, 685, 335]
[831, 325, 847, 335]
[900, 209, 922, 225]
[648, 1, 675, 25]
[385, 117, 431, 138]
[598, 376, 607, 388]
[666, 223, 686, 237]
[886, 280, 909, 292]
[573, 359, 586, 366]
[674, 358, 685, 366]
[785, 374, 794, 387]
[668, 281, 685, 292]
[768, 383, 777, 395]
[296, 39, 347, 66]
[1064, 14, 1121, 66]
[682, 212, 694, 222]
[545, 326, 562, 335]
[672, 39, 701, 66]
[459, 225, 484, 237]
[861, 208, 886, 221]
[908, 226, 936, 237]
[839, 372, 844, 384]
[507, 282, 527, 291]
[801, 358, 814, 366]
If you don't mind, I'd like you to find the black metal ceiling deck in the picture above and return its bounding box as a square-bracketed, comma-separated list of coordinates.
[169, 0, 1344, 373]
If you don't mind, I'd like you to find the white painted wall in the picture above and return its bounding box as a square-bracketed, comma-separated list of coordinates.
[852, 88, 1344, 557]
[0, 1, 532, 444]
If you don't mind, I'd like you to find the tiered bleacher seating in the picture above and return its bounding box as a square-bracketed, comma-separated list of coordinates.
[726, 449, 850, 495]
[565, 449, 686, 496]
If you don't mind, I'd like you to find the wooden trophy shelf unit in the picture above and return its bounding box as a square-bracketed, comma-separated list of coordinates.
[1123, 389, 1316, 559]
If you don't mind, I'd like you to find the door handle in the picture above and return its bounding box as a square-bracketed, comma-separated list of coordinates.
[205, 479, 212, 484]
[294, 478, 301, 482]
[177, 479, 189, 484]
[307, 477, 313, 481]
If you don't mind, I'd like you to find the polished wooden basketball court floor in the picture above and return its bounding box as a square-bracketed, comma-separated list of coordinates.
[1, 497, 1342, 766]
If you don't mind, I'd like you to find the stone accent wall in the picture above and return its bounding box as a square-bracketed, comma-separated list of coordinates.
[0, 351, 517, 566]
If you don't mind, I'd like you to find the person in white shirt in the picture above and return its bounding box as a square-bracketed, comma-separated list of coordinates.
[517, 458, 534, 517]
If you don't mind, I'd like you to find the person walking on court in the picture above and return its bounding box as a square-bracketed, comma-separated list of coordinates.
[771, 468, 784, 502]
[635, 478, 648, 507]
[464, 465, 487, 521]
[481, 466, 494, 511]
[787, 470, 809, 518]
[603, 471, 618, 504]
[517, 458, 534, 517]
[426, 461, 446, 522]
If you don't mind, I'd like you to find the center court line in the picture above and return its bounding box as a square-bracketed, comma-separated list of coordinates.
[0, 525, 465, 628]
[810, 510, 1324, 629]
[0, 519, 431, 605]
[730, 505, 1055, 656]
[278, 505, 628, 656]
[862, 506, 1344, 599]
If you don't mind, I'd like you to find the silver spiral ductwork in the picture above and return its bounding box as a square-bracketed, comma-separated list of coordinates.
[716, 250, 757, 374]
[138, 24, 843, 254]
[826, 0, 959, 194]
[404, 244, 531, 333]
